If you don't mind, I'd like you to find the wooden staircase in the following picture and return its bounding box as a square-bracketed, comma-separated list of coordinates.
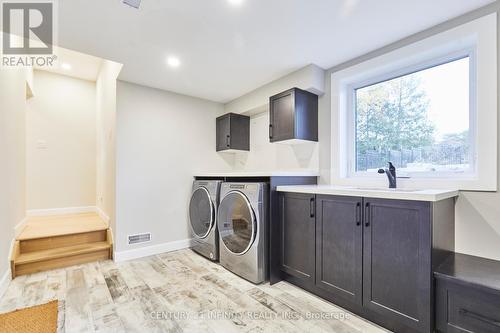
[10, 213, 113, 278]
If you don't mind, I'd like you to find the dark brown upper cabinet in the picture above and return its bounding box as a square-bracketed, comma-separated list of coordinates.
[269, 88, 318, 143]
[216, 113, 250, 152]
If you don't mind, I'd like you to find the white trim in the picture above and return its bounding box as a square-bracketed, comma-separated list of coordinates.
[0, 269, 11, 300]
[14, 217, 27, 237]
[331, 13, 497, 191]
[113, 239, 193, 262]
[26, 206, 97, 217]
[96, 206, 111, 225]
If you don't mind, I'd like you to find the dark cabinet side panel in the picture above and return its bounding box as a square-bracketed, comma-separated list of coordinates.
[279, 192, 315, 284]
[295, 90, 318, 141]
[316, 195, 363, 305]
[363, 198, 432, 333]
[229, 114, 250, 151]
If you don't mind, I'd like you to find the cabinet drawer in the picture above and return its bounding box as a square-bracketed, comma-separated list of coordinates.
[436, 278, 500, 333]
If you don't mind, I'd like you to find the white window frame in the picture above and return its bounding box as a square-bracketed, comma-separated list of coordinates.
[331, 13, 497, 191]
[346, 49, 477, 179]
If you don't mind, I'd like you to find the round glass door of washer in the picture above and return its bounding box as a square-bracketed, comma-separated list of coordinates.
[189, 187, 214, 239]
[217, 191, 256, 255]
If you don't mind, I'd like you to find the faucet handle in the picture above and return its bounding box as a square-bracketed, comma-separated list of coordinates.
[377, 169, 386, 174]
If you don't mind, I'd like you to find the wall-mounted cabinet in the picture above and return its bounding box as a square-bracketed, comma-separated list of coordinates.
[216, 113, 250, 152]
[269, 88, 318, 144]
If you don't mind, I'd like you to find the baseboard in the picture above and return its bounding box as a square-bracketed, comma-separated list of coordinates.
[14, 217, 27, 237]
[0, 269, 11, 300]
[96, 206, 111, 225]
[114, 238, 192, 262]
[26, 206, 97, 217]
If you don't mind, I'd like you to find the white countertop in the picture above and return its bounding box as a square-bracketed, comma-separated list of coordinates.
[196, 171, 319, 177]
[276, 185, 459, 202]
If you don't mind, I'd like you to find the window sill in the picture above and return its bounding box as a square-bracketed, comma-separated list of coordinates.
[332, 174, 496, 192]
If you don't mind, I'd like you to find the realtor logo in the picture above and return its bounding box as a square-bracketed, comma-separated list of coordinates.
[1, 0, 57, 66]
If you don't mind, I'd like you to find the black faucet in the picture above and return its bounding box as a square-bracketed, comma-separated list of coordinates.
[378, 162, 397, 188]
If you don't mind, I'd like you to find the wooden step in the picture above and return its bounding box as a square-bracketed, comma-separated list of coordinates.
[13, 241, 112, 277]
[16, 241, 111, 265]
[18, 212, 108, 240]
[11, 213, 113, 278]
[20, 230, 107, 253]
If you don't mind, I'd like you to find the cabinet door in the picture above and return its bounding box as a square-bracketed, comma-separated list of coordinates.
[216, 116, 230, 151]
[363, 198, 431, 333]
[279, 192, 315, 283]
[270, 91, 295, 142]
[316, 195, 363, 305]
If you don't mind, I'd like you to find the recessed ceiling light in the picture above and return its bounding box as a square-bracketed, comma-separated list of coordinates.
[227, 0, 244, 6]
[166, 56, 181, 68]
[61, 63, 71, 70]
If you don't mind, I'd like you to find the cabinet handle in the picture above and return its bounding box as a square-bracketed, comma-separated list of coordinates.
[459, 309, 500, 328]
[364, 202, 370, 227]
[356, 202, 361, 226]
[310, 197, 315, 218]
[269, 124, 273, 139]
[226, 135, 230, 147]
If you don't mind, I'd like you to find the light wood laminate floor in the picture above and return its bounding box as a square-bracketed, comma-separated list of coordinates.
[0, 249, 389, 333]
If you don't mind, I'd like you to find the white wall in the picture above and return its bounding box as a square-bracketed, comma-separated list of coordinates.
[26, 70, 96, 210]
[319, 3, 500, 261]
[115, 81, 232, 253]
[232, 111, 319, 172]
[224, 64, 325, 115]
[96, 60, 122, 230]
[0, 67, 26, 291]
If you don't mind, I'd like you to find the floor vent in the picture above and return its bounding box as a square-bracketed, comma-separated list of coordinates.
[128, 233, 151, 245]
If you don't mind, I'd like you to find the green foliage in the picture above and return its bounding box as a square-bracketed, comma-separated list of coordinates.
[356, 75, 435, 154]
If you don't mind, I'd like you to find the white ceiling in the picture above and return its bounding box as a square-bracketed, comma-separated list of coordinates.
[57, 0, 495, 103]
[35, 46, 103, 81]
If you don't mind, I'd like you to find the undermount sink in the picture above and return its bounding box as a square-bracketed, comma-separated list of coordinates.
[353, 187, 420, 192]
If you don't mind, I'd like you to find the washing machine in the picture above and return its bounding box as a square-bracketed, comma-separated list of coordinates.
[217, 182, 268, 284]
[189, 180, 222, 261]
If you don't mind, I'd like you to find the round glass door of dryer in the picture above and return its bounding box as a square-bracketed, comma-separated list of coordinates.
[189, 187, 214, 239]
[218, 191, 256, 255]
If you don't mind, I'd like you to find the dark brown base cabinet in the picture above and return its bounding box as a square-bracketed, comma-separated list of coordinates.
[279, 193, 315, 287]
[435, 253, 500, 333]
[277, 192, 456, 333]
[316, 195, 363, 306]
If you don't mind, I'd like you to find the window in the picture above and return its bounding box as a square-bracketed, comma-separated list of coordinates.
[331, 14, 497, 190]
[353, 56, 472, 176]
